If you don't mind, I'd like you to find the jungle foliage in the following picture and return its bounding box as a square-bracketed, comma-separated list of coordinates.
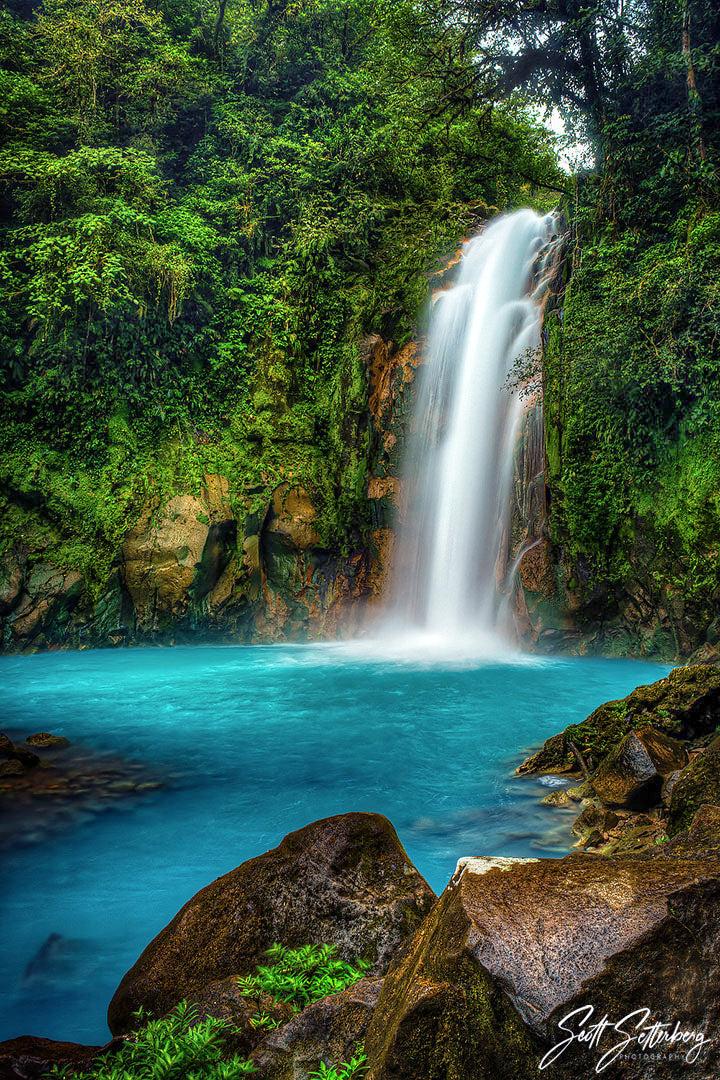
[0, 0, 562, 575]
[539, 0, 720, 605]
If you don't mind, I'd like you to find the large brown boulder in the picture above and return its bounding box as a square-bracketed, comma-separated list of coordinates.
[251, 976, 383, 1080]
[668, 737, 720, 835]
[108, 813, 435, 1035]
[364, 854, 720, 1080]
[590, 726, 688, 809]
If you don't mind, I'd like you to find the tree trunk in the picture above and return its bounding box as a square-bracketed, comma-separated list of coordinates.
[682, 0, 707, 163]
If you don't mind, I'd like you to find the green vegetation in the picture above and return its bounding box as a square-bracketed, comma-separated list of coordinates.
[538, 0, 720, 633]
[43, 1002, 257, 1078]
[2, 0, 718, 650]
[0, 0, 562, 591]
[43, 944, 371, 1078]
[309, 1056, 368, 1080]
[236, 942, 369, 1013]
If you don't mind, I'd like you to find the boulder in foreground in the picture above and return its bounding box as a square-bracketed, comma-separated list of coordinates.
[364, 854, 720, 1079]
[108, 812, 435, 1034]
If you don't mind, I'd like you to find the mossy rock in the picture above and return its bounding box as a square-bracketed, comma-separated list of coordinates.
[659, 804, 720, 859]
[590, 726, 687, 810]
[668, 737, 720, 835]
[518, 665, 720, 776]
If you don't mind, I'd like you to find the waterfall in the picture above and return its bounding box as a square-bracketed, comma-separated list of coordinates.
[385, 209, 560, 651]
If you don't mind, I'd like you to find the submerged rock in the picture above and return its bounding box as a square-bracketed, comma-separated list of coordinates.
[0, 735, 40, 770]
[364, 854, 720, 1079]
[25, 733, 69, 749]
[252, 976, 383, 1080]
[107, 812, 436, 1034]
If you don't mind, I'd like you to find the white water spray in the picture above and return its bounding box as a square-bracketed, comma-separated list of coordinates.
[385, 209, 560, 652]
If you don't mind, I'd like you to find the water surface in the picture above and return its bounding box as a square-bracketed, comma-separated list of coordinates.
[0, 644, 669, 1042]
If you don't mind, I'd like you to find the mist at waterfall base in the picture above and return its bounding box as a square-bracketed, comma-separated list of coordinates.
[0, 644, 669, 1043]
[382, 208, 559, 656]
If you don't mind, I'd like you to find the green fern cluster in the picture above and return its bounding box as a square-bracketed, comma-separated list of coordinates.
[236, 943, 369, 1014]
[309, 1053, 368, 1080]
[44, 1002, 257, 1080]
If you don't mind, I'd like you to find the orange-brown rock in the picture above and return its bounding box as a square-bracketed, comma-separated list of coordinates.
[122, 494, 212, 627]
[266, 484, 322, 551]
[518, 538, 555, 598]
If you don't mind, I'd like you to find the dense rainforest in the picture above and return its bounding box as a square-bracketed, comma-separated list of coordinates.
[0, 0, 718, 654]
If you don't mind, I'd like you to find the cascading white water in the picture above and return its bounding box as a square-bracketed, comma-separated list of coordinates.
[386, 209, 559, 650]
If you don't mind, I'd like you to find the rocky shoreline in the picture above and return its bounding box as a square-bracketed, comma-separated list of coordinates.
[2, 667, 720, 1080]
[0, 731, 167, 850]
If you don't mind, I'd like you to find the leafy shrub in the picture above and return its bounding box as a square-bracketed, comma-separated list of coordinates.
[309, 1054, 368, 1080]
[43, 1001, 257, 1079]
[236, 943, 369, 1013]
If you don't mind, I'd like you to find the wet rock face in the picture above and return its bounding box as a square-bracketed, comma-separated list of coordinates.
[591, 726, 688, 809]
[2, 562, 83, 650]
[251, 976, 383, 1080]
[0, 472, 381, 651]
[122, 492, 218, 630]
[365, 855, 720, 1080]
[107, 812, 436, 1035]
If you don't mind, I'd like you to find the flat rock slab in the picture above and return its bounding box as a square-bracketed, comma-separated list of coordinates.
[108, 812, 435, 1034]
[365, 854, 720, 1080]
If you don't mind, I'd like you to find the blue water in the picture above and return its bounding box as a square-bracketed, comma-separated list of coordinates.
[0, 644, 669, 1044]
